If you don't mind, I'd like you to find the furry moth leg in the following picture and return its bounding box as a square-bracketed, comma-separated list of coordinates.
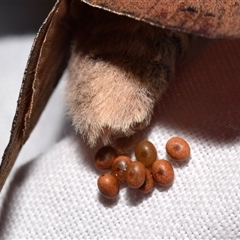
[66, 6, 191, 146]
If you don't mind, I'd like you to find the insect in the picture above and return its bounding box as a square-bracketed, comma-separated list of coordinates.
[1, 0, 240, 191]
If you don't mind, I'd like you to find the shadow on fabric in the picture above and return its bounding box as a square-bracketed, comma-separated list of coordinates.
[152, 38, 240, 144]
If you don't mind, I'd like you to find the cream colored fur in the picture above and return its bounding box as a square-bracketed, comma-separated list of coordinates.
[66, 3, 190, 146]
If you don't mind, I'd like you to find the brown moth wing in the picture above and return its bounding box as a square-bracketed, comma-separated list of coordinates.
[0, 0, 74, 191]
[82, 0, 240, 38]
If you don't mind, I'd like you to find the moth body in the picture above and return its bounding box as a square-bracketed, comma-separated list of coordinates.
[66, 4, 191, 146]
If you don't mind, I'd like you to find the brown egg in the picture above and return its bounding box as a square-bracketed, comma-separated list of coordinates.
[139, 168, 154, 193]
[97, 173, 120, 199]
[125, 161, 146, 188]
[152, 160, 174, 186]
[111, 156, 132, 182]
[135, 140, 157, 168]
[94, 146, 118, 171]
[166, 137, 190, 161]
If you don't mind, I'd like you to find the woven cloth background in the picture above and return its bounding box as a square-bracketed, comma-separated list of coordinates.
[0, 36, 240, 239]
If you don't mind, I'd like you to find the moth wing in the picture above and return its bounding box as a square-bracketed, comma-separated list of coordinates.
[83, 0, 240, 38]
[0, 0, 74, 191]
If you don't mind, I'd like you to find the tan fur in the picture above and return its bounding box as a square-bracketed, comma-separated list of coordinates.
[66, 3, 191, 146]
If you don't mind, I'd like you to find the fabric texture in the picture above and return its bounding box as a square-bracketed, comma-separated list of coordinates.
[0, 36, 240, 239]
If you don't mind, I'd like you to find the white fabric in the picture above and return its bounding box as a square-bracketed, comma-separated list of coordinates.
[0, 36, 240, 239]
[0, 35, 69, 208]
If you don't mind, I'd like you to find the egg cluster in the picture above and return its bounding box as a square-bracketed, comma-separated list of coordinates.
[95, 137, 190, 199]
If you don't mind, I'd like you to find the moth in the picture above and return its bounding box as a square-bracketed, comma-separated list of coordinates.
[1, 0, 240, 191]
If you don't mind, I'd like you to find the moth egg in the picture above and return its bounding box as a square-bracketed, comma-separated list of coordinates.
[94, 146, 118, 171]
[138, 168, 155, 193]
[135, 140, 157, 168]
[166, 137, 190, 161]
[97, 173, 120, 199]
[152, 160, 174, 186]
[111, 156, 132, 183]
[126, 161, 146, 188]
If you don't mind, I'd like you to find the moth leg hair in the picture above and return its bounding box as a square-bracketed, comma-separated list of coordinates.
[66, 4, 191, 146]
